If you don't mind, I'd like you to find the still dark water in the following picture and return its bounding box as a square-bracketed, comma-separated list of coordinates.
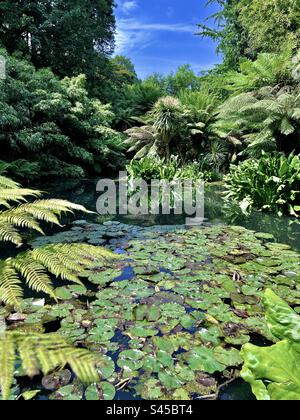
[39, 179, 300, 252]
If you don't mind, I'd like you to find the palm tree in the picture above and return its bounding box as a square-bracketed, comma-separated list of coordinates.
[124, 125, 159, 159]
[151, 96, 186, 160]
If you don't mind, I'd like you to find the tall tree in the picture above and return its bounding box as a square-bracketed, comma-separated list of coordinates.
[197, 0, 249, 70]
[0, 0, 116, 82]
[197, 0, 300, 70]
[238, 0, 300, 54]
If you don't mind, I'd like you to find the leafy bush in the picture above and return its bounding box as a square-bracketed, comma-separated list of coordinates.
[126, 156, 219, 183]
[224, 153, 300, 216]
[241, 289, 300, 400]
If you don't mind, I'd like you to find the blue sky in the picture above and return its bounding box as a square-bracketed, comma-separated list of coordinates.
[114, 0, 222, 79]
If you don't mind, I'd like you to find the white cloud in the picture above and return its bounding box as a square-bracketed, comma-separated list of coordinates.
[118, 18, 197, 33]
[120, 1, 138, 15]
[114, 17, 199, 55]
[115, 26, 151, 55]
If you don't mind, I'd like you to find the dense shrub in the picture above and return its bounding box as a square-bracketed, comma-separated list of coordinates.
[126, 156, 221, 183]
[225, 152, 300, 216]
[0, 51, 125, 180]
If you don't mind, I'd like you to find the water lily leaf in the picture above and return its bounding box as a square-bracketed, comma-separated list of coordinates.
[55, 287, 73, 300]
[173, 388, 190, 400]
[148, 305, 161, 321]
[85, 382, 116, 401]
[161, 303, 186, 319]
[181, 315, 196, 330]
[153, 337, 175, 353]
[97, 355, 115, 379]
[157, 350, 174, 368]
[158, 371, 183, 389]
[143, 355, 162, 373]
[128, 325, 159, 338]
[89, 328, 115, 342]
[197, 326, 222, 346]
[89, 269, 122, 285]
[117, 349, 145, 370]
[214, 347, 243, 367]
[255, 232, 275, 241]
[136, 378, 163, 400]
[184, 347, 224, 374]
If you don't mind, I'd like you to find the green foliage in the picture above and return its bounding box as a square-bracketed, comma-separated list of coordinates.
[0, 176, 115, 306]
[0, 160, 40, 182]
[198, 0, 300, 70]
[225, 152, 300, 216]
[197, 0, 249, 70]
[164, 65, 201, 95]
[0, 0, 116, 97]
[151, 97, 188, 160]
[215, 48, 300, 157]
[0, 331, 103, 400]
[126, 156, 220, 183]
[223, 47, 295, 94]
[238, 0, 300, 55]
[110, 56, 138, 87]
[125, 96, 191, 160]
[0, 52, 125, 179]
[241, 289, 300, 400]
[113, 79, 164, 130]
[178, 89, 220, 121]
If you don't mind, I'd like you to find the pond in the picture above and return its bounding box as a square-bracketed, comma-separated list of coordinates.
[40, 179, 300, 252]
[16, 179, 300, 401]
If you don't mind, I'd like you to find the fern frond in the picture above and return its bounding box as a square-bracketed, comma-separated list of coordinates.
[28, 199, 94, 215]
[68, 350, 100, 383]
[0, 212, 44, 236]
[0, 176, 19, 189]
[0, 332, 106, 399]
[30, 245, 84, 284]
[0, 180, 93, 246]
[17, 335, 40, 378]
[0, 262, 23, 308]
[0, 244, 116, 307]
[0, 188, 40, 207]
[0, 334, 15, 401]
[0, 222, 22, 246]
[10, 257, 56, 300]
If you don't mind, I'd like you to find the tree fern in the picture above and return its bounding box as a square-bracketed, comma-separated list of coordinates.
[0, 331, 105, 400]
[216, 86, 300, 156]
[223, 48, 294, 94]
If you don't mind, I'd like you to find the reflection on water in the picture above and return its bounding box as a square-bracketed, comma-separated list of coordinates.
[39, 179, 300, 252]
